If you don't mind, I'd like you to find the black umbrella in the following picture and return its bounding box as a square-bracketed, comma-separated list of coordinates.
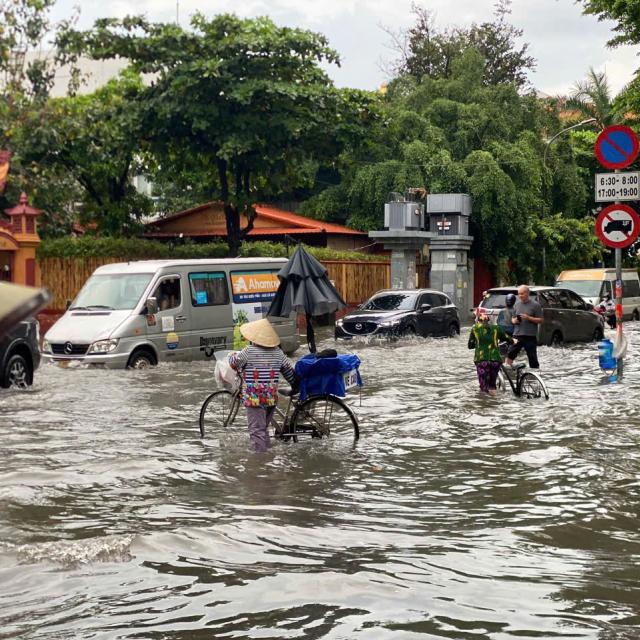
[267, 245, 346, 353]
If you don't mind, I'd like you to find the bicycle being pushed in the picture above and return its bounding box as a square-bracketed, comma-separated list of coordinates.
[199, 368, 360, 443]
[497, 361, 549, 400]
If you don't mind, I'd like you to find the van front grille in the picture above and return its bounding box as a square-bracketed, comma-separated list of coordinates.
[51, 343, 89, 356]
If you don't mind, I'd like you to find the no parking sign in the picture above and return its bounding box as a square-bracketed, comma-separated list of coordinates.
[595, 125, 639, 170]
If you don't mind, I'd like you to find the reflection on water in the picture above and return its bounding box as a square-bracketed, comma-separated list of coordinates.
[1, 326, 640, 638]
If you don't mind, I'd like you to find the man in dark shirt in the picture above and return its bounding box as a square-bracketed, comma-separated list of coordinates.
[505, 285, 544, 369]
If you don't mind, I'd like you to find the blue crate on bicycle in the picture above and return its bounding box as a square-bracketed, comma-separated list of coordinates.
[294, 353, 362, 401]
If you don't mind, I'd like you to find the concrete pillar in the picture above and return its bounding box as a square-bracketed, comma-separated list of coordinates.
[428, 236, 473, 320]
[390, 248, 417, 289]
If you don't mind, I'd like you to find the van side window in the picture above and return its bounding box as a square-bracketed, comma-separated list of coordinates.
[601, 281, 612, 298]
[152, 277, 181, 311]
[624, 279, 640, 297]
[189, 272, 229, 307]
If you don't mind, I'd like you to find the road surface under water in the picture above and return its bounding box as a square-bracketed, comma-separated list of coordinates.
[1, 325, 639, 639]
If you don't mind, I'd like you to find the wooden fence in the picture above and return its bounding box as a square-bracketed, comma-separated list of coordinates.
[40, 257, 422, 311]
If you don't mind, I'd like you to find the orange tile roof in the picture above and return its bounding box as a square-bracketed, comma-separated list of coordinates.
[146, 201, 366, 237]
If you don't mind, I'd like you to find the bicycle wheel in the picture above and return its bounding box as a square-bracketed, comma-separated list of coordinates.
[517, 371, 549, 400]
[291, 395, 359, 441]
[199, 390, 243, 437]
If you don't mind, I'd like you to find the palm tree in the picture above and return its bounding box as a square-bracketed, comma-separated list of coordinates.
[565, 68, 621, 129]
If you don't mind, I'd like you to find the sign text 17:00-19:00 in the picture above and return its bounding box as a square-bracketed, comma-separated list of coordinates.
[595, 171, 640, 202]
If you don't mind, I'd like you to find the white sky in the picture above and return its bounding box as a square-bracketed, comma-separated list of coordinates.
[51, 0, 640, 95]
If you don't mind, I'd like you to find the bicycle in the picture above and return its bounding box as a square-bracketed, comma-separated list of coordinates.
[497, 361, 549, 400]
[199, 379, 360, 442]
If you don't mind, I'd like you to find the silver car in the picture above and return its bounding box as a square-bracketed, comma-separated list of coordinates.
[476, 286, 605, 346]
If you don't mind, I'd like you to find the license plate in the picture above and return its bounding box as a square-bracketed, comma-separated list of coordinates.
[343, 369, 359, 390]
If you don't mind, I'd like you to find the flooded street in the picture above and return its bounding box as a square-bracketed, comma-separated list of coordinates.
[1, 325, 640, 639]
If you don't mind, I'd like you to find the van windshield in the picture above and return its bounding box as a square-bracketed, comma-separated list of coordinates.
[555, 280, 602, 298]
[72, 274, 153, 311]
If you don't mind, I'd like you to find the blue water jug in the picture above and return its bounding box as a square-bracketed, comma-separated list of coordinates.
[598, 338, 617, 371]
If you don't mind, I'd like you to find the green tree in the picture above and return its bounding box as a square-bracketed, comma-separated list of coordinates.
[60, 13, 376, 255]
[579, 0, 640, 47]
[387, 0, 535, 87]
[566, 67, 621, 129]
[16, 72, 152, 234]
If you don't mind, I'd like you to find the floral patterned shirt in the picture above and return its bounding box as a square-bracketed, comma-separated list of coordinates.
[468, 323, 513, 363]
[229, 345, 296, 408]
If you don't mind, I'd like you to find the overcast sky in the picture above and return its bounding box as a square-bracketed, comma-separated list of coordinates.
[51, 0, 640, 96]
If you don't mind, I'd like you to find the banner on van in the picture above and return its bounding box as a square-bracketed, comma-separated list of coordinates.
[230, 271, 280, 304]
[230, 270, 280, 324]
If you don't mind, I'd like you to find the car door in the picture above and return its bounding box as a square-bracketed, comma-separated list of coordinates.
[416, 292, 441, 336]
[146, 274, 191, 361]
[565, 289, 596, 341]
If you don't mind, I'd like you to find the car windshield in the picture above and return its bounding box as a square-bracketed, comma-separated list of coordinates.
[72, 273, 153, 311]
[361, 293, 417, 311]
[555, 280, 602, 297]
[482, 291, 540, 309]
[480, 292, 511, 309]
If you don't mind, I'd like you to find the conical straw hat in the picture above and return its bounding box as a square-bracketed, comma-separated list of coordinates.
[240, 318, 280, 348]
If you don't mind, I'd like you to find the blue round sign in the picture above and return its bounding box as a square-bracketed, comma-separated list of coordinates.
[595, 125, 639, 169]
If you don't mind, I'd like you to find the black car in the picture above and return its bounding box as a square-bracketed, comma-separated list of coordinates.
[335, 289, 460, 339]
[0, 318, 41, 388]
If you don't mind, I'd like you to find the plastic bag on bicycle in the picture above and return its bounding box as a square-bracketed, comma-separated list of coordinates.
[294, 353, 362, 401]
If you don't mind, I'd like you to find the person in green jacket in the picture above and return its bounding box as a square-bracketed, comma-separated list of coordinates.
[468, 312, 514, 396]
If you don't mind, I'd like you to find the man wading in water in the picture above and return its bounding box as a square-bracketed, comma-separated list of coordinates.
[505, 285, 544, 369]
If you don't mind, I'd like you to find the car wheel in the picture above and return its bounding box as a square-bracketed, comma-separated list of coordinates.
[593, 326, 604, 342]
[2, 353, 32, 389]
[127, 349, 156, 369]
[447, 322, 460, 337]
[550, 331, 563, 347]
[402, 325, 417, 338]
[633, 309, 639, 321]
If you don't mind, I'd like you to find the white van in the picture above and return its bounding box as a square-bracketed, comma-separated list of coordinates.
[42, 258, 299, 368]
[555, 268, 640, 320]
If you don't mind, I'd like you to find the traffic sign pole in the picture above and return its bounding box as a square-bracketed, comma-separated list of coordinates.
[593, 125, 640, 380]
[615, 183, 624, 378]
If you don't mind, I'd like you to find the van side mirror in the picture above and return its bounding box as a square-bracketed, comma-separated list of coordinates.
[420, 303, 432, 312]
[65, 299, 72, 310]
[145, 297, 158, 315]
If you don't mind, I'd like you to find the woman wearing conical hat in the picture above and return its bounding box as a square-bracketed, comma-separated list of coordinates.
[229, 318, 297, 452]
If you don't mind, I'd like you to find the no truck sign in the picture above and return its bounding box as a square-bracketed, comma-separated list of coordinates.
[595, 203, 640, 249]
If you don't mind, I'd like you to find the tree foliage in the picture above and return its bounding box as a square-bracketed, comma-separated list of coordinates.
[15, 72, 152, 235]
[579, 0, 640, 47]
[387, 0, 535, 88]
[60, 13, 377, 254]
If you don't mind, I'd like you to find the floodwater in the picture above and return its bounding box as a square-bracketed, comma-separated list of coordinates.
[1, 325, 640, 640]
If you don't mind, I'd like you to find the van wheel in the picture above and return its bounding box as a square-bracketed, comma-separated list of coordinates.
[2, 353, 32, 389]
[127, 349, 156, 369]
[633, 309, 639, 321]
[593, 326, 604, 342]
[550, 331, 563, 347]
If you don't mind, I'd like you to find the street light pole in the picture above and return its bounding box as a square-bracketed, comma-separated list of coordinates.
[541, 117, 598, 283]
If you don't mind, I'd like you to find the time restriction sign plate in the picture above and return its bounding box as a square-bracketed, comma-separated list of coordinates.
[595, 171, 640, 202]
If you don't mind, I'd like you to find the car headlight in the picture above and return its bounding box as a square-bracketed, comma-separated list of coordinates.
[380, 319, 401, 327]
[335, 318, 344, 327]
[42, 339, 51, 353]
[88, 339, 119, 354]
